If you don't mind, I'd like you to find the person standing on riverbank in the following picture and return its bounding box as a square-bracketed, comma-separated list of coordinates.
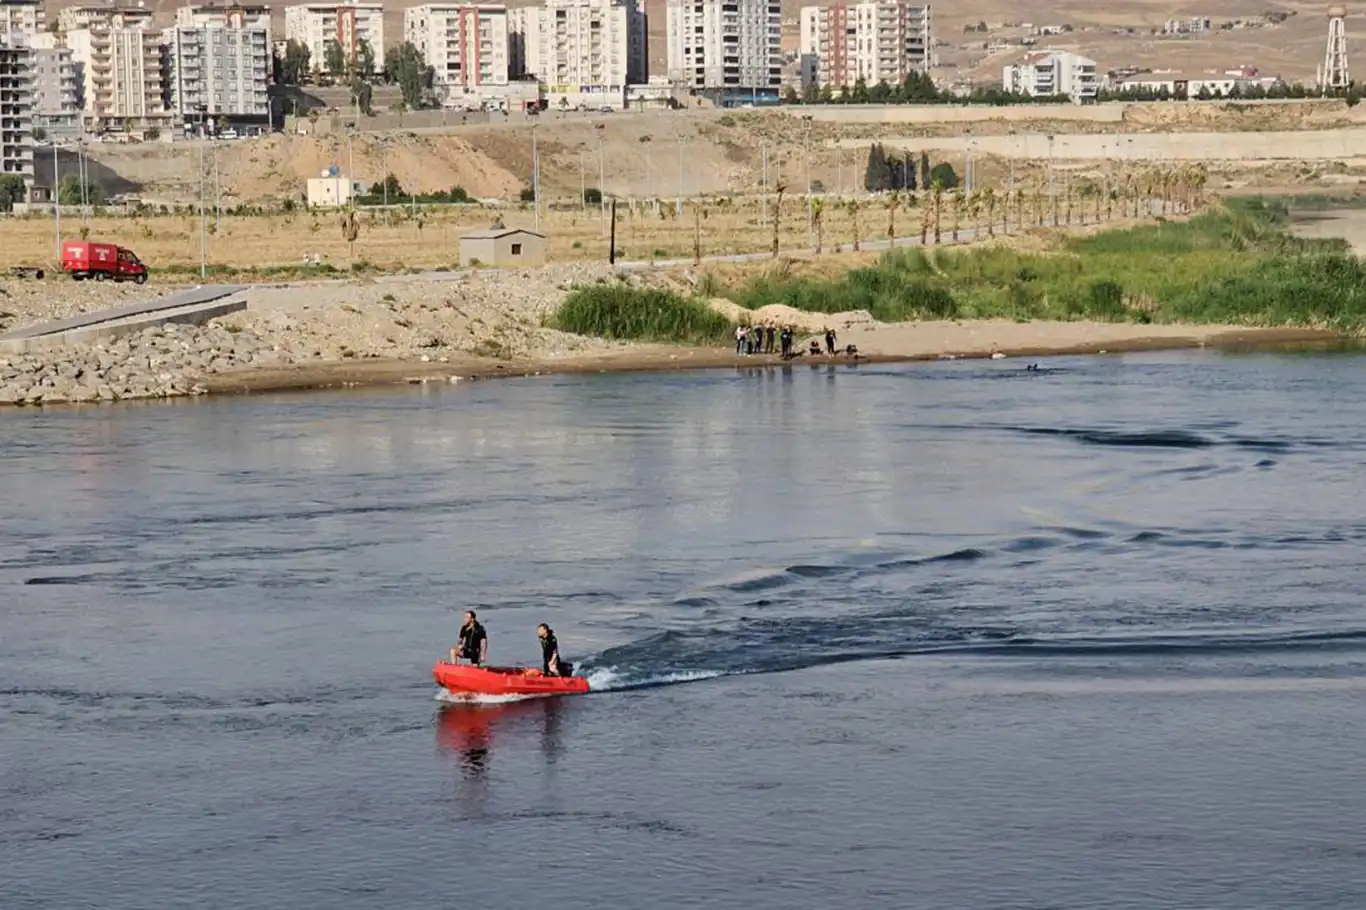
[735, 325, 747, 355]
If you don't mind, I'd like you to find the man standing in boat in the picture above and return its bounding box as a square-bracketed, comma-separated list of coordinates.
[453, 611, 488, 666]
[537, 624, 573, 677]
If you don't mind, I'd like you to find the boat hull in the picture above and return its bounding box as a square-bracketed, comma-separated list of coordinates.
[432, 660, 590, 698]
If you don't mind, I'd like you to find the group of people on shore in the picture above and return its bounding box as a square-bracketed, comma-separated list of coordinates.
[735, 324, 843, 359]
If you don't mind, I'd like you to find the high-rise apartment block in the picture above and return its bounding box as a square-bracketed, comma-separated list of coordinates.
[66, 12, 167, 127]
[405, 3, 510, 106]
[0, 0, 38, 189]
[284, 1, 385, 76]
[162, 23, 271, 126]
[510, 0, 646, 109]
[666, 0, 781, 105]
[30, 33, 80, 129]
[798, 0, 930, 90]
[58, 4, 153, 34]
[176, 4, 273, 45]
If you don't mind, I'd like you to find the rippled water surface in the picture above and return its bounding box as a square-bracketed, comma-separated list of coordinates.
[6, 351, 1366, 909]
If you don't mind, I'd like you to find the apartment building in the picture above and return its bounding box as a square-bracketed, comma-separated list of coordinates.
[0, 0, 37, 191]
[666, 0, 781, 105]
[284, 1, 385, 76]
[405, 4, 510, 106]
[162, 23, 271, 128]
[177, 4, 273, 46]
[58, 4, 153, 34]
[510, 0, 646, 109]
[798, 0, 931, 90]
[1002, 50, 1097, 102]
[67, 14, 169, 127]
[30, 33, 80, 129]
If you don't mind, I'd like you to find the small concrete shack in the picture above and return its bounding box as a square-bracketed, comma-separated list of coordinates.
[458, 228, 547, 267]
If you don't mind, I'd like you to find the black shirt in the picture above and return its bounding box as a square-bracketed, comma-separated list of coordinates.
[459, 621, 486, 662]
[540, 631, 559, 674]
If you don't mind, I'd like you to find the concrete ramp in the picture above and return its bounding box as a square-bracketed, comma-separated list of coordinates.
[0, 285, 247, 354]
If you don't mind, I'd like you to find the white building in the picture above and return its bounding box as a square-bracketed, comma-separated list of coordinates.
[177, 4, 273, 46]
[510, 0, 646, 109]
[30, 34, 80, 129]
[1002, 50, 1097, 102]
[798, 0, 931, 90]
[67, 15, 169, 127]
[666, 0, 782, 105]
[162, 24, 271, 127]
[405, 4, 510, 107]
[284, 1, 385, 76]
[58, 5, 154, 34]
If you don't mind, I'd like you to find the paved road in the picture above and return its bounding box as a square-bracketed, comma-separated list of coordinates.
[0, 285, 246, 341]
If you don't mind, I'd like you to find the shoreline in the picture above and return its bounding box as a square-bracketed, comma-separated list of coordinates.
[198, 325, 1345, 399]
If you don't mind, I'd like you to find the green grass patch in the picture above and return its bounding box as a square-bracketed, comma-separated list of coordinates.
[549, 284, 735, 345]
[714, 200, 1366, 332]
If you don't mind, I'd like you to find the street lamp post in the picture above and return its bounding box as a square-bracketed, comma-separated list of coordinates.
[213, 139, 221, 232]
[198, 140, 206, 279]
[531, 123, 540, 232]
[579, 148, 586, 211]
[802, 115, 813, 247]
[596, 124, 606, 229]
[676, 138, 683, 216]
[52, 143, 60, 259]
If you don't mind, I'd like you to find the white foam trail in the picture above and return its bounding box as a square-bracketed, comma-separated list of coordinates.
[433, 688, 546, 705]
[583, 666, 727, 692]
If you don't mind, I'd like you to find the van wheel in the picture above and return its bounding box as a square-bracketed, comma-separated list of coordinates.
[72, 273, 85, 281]
[134, 274, 147, 285]
[93, 272, 106, 281]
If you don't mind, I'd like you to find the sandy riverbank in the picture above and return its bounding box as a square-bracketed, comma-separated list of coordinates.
[198, 323, 1341, 399]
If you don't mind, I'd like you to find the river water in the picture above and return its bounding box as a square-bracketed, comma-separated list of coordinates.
[5, 350, 1366, 909]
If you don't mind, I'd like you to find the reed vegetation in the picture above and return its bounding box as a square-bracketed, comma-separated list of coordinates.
[721, 198, 1366, 332]
[549, 284, 735, 345]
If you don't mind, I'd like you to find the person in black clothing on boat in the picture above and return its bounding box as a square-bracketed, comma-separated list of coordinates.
[453, 611, 488, 666]
[537, 623, 573, 677]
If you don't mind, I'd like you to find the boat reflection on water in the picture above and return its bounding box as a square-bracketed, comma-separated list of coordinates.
[436, 696, 567, 778]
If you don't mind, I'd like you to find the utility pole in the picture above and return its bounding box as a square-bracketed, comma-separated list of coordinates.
[596, 123, 606, 230]
[760, 140, 768, 198]
[676, 138, 683, 216]
[803, 115, 813, 247]
[579, 148, 585, 210]
[213, 140, 221, 232]
[198, 141, 206, 279]
[382, 142, 388, 206]
[531, 123, 540, 232]
[52, 143, 60, 259]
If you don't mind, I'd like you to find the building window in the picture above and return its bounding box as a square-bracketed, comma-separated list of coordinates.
[511, 242, 523, 255]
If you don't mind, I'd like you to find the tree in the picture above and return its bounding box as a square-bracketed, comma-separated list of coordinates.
[370, 173, 405, 199]
[357, 38, 376, 79]
[324, 41, 346, 79]
[886, 191, 900, 242]
[771, 184, 786, 258]
[811, 197, 824, 252]
[929, 162, 959, 190]
[864, 142, 896, 192]
[782, 85, 799, 105]
[847, 199, 861, 251]
[802, 77, 821, 105]
[58, 174, 105, 206]
[385, 42, 436, 109]
[351, 78, 373, 116]
[339, 208, 360, 257]
[0, 173, 24, 210]
[279, 40, 311, 85]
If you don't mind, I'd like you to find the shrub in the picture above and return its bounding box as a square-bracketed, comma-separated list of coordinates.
[550, 285, 733, 345]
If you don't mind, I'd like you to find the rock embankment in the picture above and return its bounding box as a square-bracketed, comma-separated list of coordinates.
[0, 263, 648, 407]
[0, 322, 281, 405]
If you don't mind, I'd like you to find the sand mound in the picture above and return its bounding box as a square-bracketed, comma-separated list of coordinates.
[705, 298, 876, 333]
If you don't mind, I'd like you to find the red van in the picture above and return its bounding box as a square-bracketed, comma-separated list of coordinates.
[61, 240, 149, 283]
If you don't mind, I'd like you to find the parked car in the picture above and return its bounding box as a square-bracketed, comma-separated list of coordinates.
[61, 240, 148, 283]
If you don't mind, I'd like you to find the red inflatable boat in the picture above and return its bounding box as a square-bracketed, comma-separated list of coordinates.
[432, 660, 590, 698]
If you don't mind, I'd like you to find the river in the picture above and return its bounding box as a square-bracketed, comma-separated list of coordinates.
[5, 350, 1366, 909]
